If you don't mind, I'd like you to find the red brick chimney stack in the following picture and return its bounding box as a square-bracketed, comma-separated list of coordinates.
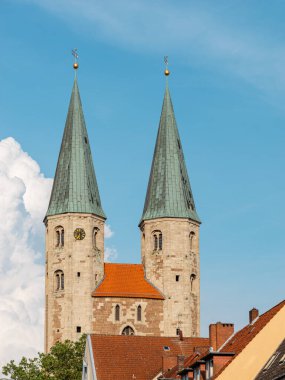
[209, 322, 234, 351]
[249, 308, 259, 324]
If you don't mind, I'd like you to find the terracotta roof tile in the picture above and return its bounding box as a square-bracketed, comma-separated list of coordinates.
[92, 263, 164, 299]
[90, 334, 209, 380]
[214, 300, 285, 378]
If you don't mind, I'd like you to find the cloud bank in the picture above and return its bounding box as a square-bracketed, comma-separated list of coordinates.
[0, 137, 116, 372]
[0, 137, 52, 371]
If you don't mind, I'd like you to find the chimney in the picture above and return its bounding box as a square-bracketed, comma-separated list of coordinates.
[249, 308, 259, 324]
[209, 322, 234, 351]
[177, 355, 185, 371]
[179, 329, 184, 341]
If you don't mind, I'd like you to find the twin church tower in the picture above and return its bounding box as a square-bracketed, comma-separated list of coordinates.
[44, 64, 201, 351]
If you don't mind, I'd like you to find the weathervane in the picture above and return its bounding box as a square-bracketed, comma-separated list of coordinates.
[164, 55, 170, 76]
[72, 48, 79, 70]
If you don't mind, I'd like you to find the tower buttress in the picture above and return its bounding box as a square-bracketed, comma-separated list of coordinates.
[140, 80, 201, 337]
[44, 76, 106, 351]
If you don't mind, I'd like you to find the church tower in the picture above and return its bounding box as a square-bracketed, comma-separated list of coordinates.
[140, 74, 201, 337]
[44, 72, 106, 351]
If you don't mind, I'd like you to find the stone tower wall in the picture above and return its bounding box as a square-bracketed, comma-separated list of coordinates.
[45, 213, 105, 352]
[140, 217, 200, 337]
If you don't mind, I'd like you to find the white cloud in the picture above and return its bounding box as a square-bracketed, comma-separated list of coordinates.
[0, 137, 52, 373]
[0, 137, 118, 373]
[104, 246, 118, 262]
[104, 223, 114, 239]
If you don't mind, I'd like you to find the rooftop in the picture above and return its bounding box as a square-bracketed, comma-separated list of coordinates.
[89, 334, 209, 380]
[92, 263, 164, 299]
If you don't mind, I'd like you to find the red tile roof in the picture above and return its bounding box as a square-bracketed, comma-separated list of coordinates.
[215, 300, 285, 378]
[166, 300, 285, 380]
[90, 334, 209, 380]
[92, 263, 164, 299]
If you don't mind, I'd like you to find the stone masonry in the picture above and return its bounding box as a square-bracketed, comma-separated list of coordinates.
[141, 218, 200, 337]
[45, 213, 105, 351]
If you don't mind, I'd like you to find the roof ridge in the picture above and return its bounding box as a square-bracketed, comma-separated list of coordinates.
[104, 262, 142, 266]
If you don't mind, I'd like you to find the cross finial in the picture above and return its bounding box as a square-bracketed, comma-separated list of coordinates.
[164, 56, 170, 76]
[72, 48, 79, 70]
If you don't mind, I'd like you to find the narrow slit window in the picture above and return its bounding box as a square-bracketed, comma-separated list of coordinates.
[54, 270, 64, 291]
[56, 231, 60, 247]
[154, 235, 158, 250]
[176, 275, 180, 282]
[190, 273, 196, 292]
[137, 305, 142, 321]
[153, 230, 162, 250]
[60, 272, 64, 290]
[61, 230, 64, 247]
[159, 233, 163, 250]
[55, 226, 64, 248]
[93, 227, 99, 249]
[115, 305, 120, 321]
[190, 231, 195, 251]
[56, 273, 60, 290]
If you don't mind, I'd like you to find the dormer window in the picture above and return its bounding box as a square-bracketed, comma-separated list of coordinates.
[55, 226, 64, 248]
[153, 230, 162, 250]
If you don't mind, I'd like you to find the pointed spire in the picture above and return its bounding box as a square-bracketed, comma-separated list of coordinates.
[46, 78, 106, 219]
[141, 82, 200, 223]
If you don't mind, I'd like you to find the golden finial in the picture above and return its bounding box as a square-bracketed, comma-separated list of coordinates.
[164, 56, 170, 76]
[72, 48, 79, 70]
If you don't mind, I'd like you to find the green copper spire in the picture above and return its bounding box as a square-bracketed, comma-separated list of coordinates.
[141, 82, 200, 223]
[46, 78, 106, 219]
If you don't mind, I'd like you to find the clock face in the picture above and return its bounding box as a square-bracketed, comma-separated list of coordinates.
[74, 228, 86, 240]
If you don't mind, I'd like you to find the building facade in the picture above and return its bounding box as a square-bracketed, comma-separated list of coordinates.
[44, 71, 201, 351]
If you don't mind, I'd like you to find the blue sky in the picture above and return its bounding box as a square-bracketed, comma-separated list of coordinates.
[1, 0, 285, 342]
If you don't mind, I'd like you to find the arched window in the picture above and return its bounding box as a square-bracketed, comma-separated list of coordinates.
[122, 326, 135, 336]
[54, 270, 64, 291]
[115, 305, 120, 321]
[55, 226, 64, 248]
[137, 305, 142, 321]
[190, 273, 196, 292]
[93, 227, 99, 249]
[189, 231, 195, 251]
[153, 230, 162, 250]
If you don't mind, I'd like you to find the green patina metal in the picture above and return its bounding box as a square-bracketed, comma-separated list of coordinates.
[45, 78, 106, 219]
[141, 82, 200, 224]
